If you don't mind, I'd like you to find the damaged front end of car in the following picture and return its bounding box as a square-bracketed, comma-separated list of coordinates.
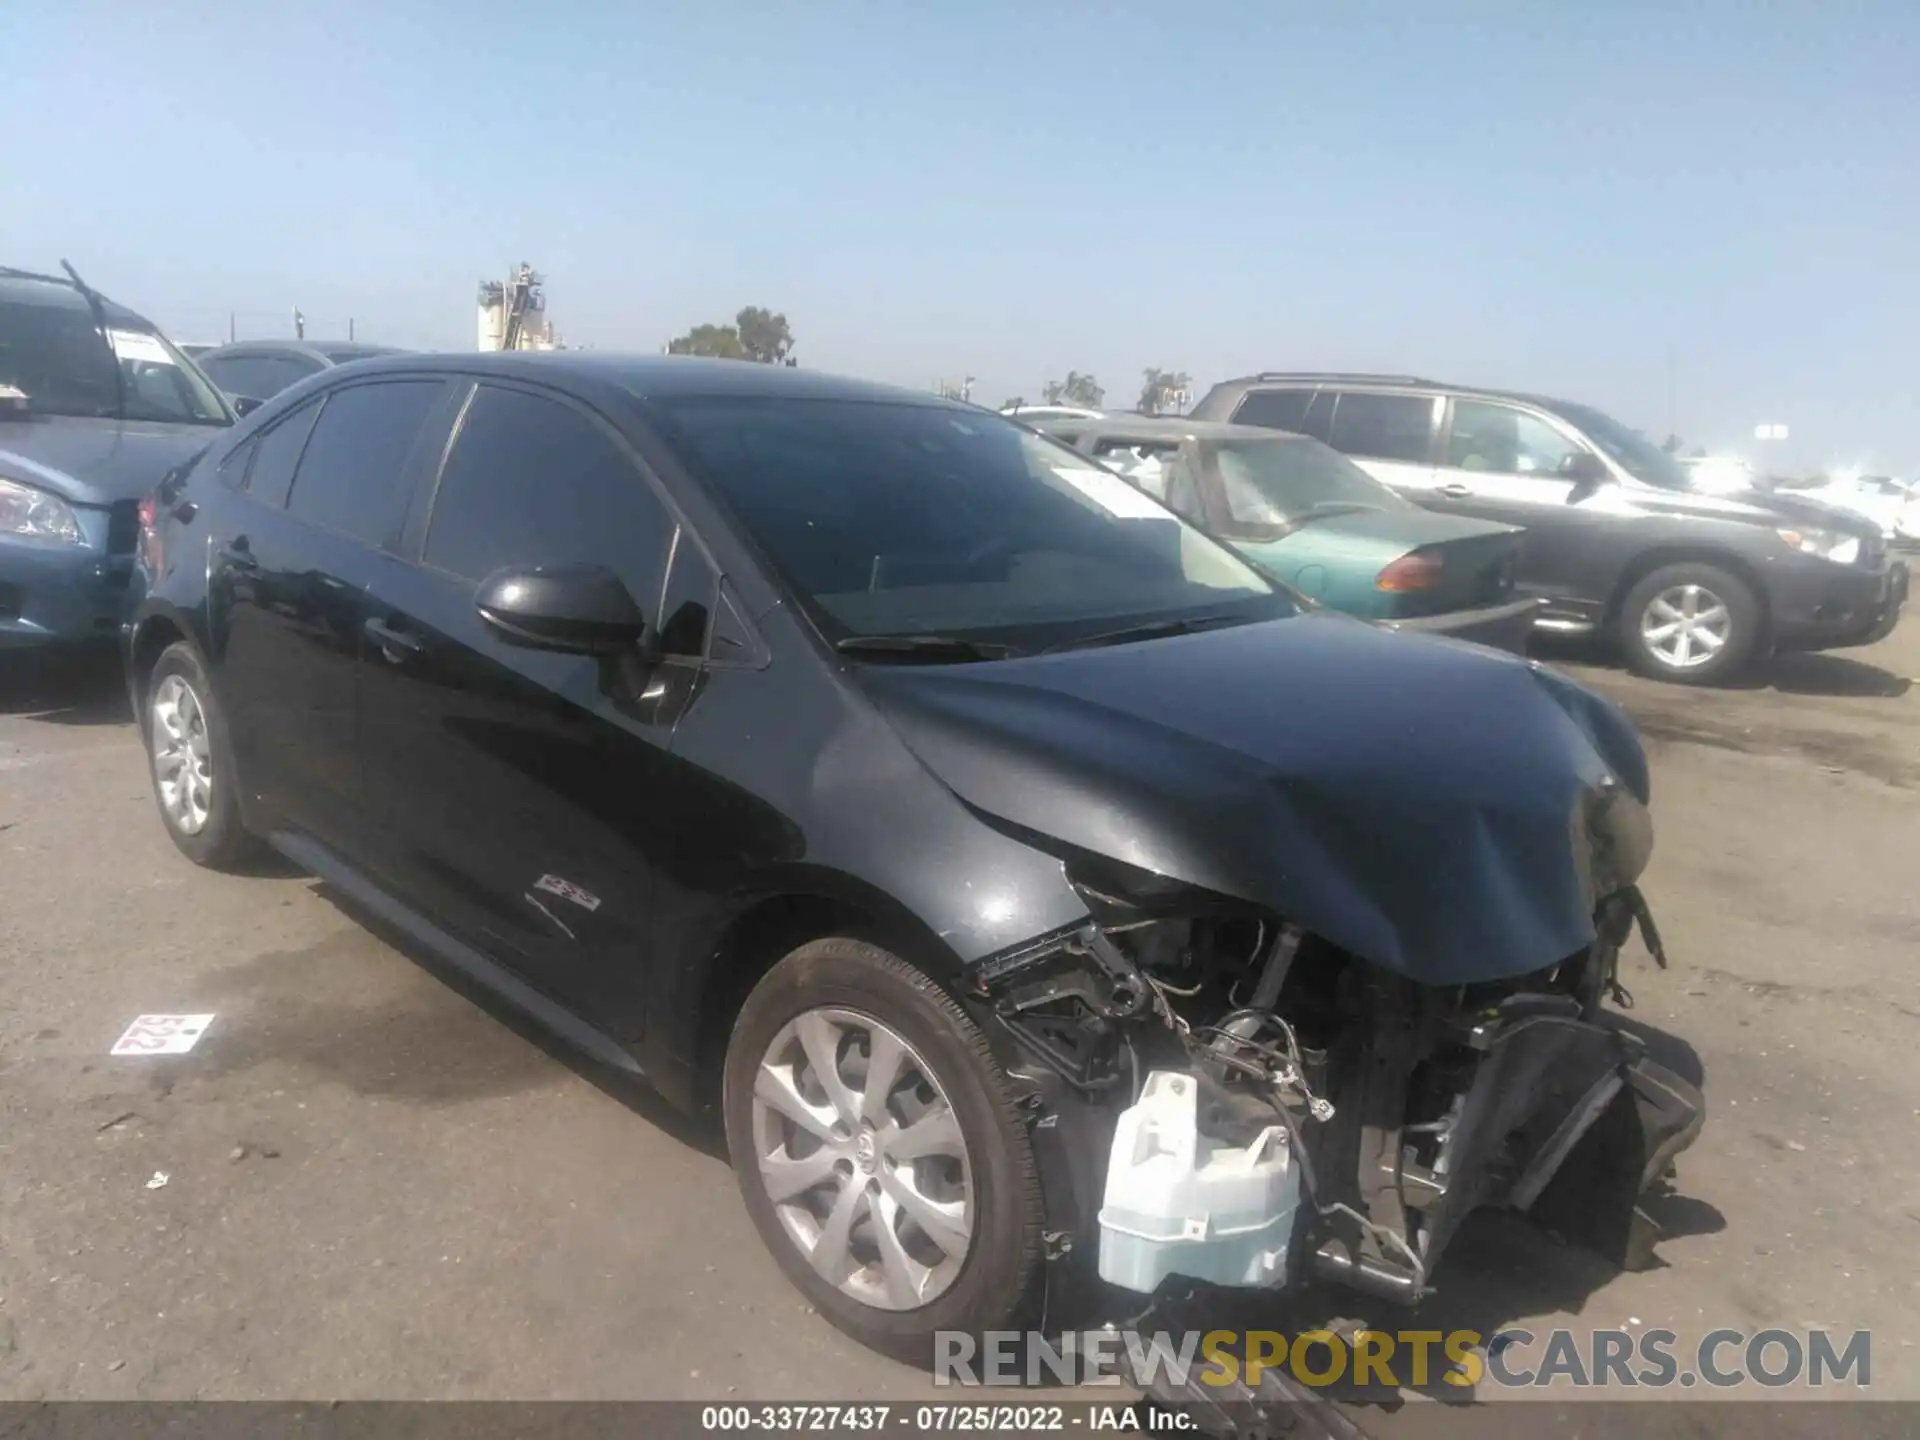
[966, 838, 1703, 1318]
[867, 620, 1706, 1322]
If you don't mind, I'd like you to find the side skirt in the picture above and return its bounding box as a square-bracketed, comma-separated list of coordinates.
[268, 829, 646, 1080]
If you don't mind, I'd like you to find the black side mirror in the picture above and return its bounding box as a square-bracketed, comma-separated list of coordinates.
[1562, 451, 1611, 503]
[474, 564, 648, 656]
[231, 395, 265, 418]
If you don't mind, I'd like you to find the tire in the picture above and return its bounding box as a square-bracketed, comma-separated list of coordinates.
[142, 641, 258, 869]
[1618, 562, 1762, 685]
[722, 938, 1044, 1360]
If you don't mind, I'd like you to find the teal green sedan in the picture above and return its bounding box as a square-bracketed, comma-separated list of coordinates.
[1034, 415, 1542, 652]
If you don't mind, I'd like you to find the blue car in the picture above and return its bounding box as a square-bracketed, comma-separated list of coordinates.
[1, 266, 233, 648]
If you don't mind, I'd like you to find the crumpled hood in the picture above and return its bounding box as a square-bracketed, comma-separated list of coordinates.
[0, 415, 222, 506]
[859, 612, 1653, 986]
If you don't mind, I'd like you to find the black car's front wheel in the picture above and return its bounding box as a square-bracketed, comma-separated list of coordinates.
[722, 938, 1044, 1359]
[1618, 562, 1762, 685]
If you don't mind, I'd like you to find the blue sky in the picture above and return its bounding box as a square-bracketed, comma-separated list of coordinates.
[5, 1, 1915, 472]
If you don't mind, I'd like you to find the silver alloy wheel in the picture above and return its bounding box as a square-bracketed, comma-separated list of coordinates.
[751, 1006, 975, 1311]
[150, 674, 214, 835]
[1640, 583, 1732, 670]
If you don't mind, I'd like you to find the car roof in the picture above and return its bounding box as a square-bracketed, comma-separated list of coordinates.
[331, 351, 976, 408]
[1207, 370, 1602, 415]
[309, 342, 404, 362]
[1036, 414, 1307, 444]
[0, 266, 150, 329]
[195, 340, 403, 363]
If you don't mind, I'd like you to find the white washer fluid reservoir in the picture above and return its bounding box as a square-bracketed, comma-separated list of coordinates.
[1097, 1069, 1304, 1293]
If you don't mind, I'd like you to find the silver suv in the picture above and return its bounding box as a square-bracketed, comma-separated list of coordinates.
[1191, 372, 1907, 684]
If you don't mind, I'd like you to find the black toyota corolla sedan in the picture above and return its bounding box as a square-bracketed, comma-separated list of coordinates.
[124, 354, 1701, 1358]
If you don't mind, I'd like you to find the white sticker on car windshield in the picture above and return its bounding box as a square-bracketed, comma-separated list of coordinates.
[106, 330, 174, 366]
[1049, 464, 1171, 520]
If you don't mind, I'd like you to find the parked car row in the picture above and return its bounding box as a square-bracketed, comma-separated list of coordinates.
[1005, 373, 1907, 685]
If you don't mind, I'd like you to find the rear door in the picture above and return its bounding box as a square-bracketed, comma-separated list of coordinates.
[1319, 390, 1445, 498]
[355, 380, 704, 1029]
[210, 378, 450, 851]
[1228, 387, 1445, 500]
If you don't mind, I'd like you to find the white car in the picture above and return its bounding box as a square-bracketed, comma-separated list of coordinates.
[1899, 489, 1920, 545]
[1774, 472, 1916, 540]
[1000, 403, 1105, 422]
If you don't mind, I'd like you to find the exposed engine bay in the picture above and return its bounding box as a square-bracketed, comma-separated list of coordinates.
[970, 857, 1706, 1309]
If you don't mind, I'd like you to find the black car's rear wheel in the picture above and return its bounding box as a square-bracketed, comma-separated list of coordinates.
[1618, 563, 1761, 685]
[144, 642, 257, 869]
[722, 938, 1044, 1358]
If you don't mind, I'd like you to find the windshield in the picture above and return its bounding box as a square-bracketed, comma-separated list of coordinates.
[1540, 399, 1691, 491]
[1209, 436, 1411, 528]
[0, 293, 231, 426]
[651, 398, 1295, 652]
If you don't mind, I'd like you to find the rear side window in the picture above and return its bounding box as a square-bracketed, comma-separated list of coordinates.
[422, 385, 675, 611]
[286, 381, 442, 545]
[1090, 437, 1186, 507]
[1327, 392, 1435, 463]
[216, 438, 256, 492]
[240, 399, 322, 507]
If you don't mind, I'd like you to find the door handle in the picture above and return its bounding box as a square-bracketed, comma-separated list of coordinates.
[216, 544, 258, 573]
[364, 617, 424, 662]
[1438, 482, 1473, 499]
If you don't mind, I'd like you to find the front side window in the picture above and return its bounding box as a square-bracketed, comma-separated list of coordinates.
[1327, 392, 1435, 463]
[286, 381, 442, 545]
[423, 385, 675, 614]
[0, 292, 229, 426]
[1536, 399, 1692, 491]
[1211, 437, 1412, 534]
[1446, 400, 1583, 478]
[651, 398, 1293, 653]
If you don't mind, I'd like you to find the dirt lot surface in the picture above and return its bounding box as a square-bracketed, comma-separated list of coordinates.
[3, 619, 1916, 1428]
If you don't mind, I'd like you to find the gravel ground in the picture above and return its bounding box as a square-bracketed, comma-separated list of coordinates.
[2, 621, 1915, 1426]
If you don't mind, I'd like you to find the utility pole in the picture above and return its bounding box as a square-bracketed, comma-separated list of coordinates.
[228, 311, 235, 343]
[293, 307, 306, 340]
[348, 317, 355, 341]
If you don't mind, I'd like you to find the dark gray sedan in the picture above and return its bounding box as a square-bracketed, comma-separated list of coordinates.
[193, 340, 406, 405]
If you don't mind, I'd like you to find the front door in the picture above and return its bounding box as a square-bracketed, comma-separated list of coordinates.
[1427, 398, 1601, 605]
[355, 381, 710, 1036]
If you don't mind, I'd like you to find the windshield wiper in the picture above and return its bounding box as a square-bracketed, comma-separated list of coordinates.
[61, 259, 127, 423]
[1039, 612, 1248, 655]
[835, 634, 1020, 662]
